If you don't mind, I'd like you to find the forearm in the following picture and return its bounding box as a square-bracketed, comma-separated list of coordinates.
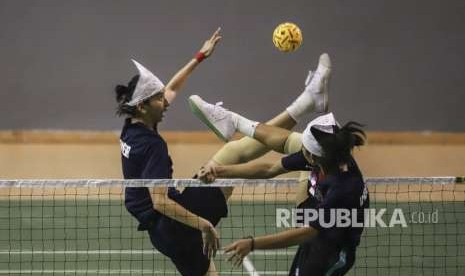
[254, 227, 317, 250]
[165, 28, 221, 103]
[153, 195, 207, 231]
[164, 59, 200, 103]
[215, 162, 280, 179]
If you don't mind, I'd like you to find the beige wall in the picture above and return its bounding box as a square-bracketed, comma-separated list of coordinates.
[0, 131, 464, 179]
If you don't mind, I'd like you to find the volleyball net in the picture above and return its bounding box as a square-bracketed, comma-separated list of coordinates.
[0, 177, 464, 275]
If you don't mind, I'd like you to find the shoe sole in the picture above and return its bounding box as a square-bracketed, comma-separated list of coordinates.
[322, 72, 330, 113]
[313, 70, 330, 113]
[188, 97, 229, 142]
[322, 54, 331, 113]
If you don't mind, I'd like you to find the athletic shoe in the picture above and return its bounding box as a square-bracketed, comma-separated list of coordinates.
[188, 95, 236, 142]
[307, 53, 332, 113]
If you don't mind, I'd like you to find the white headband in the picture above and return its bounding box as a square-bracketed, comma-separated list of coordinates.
[301, 112, 339, 157]
[126, 59, 165, 106]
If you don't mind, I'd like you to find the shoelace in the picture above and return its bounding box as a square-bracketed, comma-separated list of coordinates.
[208, 101, 229, 121]
[306, 69, 327, 94]
[304, 70, 314, 86]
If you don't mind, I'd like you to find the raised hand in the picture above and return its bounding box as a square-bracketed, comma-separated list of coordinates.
[198, 27, 222, 58]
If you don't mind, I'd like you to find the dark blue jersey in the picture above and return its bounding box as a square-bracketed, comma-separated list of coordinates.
[281, 151, 324, 208]
[281, 151, 313, 172]
[282, 151, 369, 249]
[119, 119, 228, 275]
[308, 159, 369, 249]
[120, 118, 175, 219]
[287, 156, 368, 275]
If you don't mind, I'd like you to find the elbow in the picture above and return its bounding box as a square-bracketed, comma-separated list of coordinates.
[152, 194, 168, 212]
[262, 170, 275, 179]
[164, 89, 177, 104]
[152, 201, 163, 212]
[262, 164, 280, 179]
[152, 201, 162, 212]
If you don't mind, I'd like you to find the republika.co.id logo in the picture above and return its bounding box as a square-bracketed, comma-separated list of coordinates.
[276, 208, 439, 228]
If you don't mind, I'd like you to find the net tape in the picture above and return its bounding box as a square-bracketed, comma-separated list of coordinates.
[0, 176, 461, 188]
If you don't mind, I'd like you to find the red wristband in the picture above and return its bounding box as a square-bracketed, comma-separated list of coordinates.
[195, 52, 206, 63]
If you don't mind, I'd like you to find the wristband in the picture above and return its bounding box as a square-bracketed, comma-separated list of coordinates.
[195, 52, 206, 63]
[245, 235, 255, 251]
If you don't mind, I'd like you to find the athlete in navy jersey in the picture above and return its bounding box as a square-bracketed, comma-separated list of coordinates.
[197, 112, 368, 276]
[121, 118, 175, 227]
[115, 29, 226, 276]
[282, 152, 369, 275]
[120, 118, 227, 275]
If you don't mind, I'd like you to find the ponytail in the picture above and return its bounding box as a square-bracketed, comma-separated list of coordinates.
[115, 75, 139, 117]
[311, 121, 366, 168]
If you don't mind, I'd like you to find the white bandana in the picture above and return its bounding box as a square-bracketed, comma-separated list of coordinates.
[126, 60, 165, 106]
[301, 112, 339, 157]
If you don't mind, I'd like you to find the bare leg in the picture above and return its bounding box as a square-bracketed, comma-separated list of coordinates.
[216, 122, 309, 206]
[209, 111, 296, 199]
[266, 110, 297, 129]
[193, 53, 331, 180]
[199, 54, 331, 201]
[252, 123, 294, 154]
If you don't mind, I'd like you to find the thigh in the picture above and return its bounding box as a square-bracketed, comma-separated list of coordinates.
[284, 132, 303, 154]
[169, 244, 211, 276]
[212, 138, 270, 165]
[147, 217, 210, 276]
[299, 238, 340, 276]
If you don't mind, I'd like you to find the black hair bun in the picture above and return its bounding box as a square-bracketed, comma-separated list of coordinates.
[115, 85, 130, 104]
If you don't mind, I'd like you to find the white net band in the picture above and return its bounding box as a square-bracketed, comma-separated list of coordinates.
[0, 176, 461, 188]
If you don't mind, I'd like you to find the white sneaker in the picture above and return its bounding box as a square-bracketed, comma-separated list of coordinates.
[306, 53, 332, 113]
[286, 54, 332, 122]
[188, 95, 236, 142]
[304, 70, 315, 87]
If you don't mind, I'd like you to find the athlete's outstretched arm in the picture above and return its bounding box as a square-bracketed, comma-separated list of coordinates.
[198, 131, 303, 182]
[164, 28, 221, 103]
[199, 159, 288, 182]
[224, 227, 318, 267]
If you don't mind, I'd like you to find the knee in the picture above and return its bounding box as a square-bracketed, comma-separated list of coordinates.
[213, 140, 243, 165]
